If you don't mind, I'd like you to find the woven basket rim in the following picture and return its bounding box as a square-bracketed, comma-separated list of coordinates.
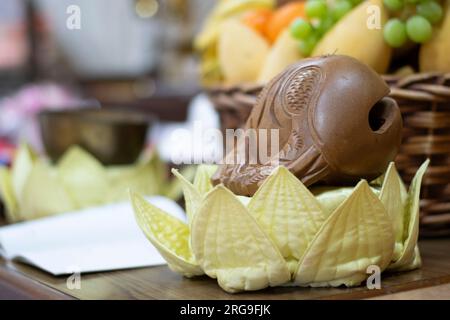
[206, 72, 450, 103]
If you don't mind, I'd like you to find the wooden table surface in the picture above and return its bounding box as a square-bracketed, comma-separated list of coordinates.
[1, 238, 450, 300]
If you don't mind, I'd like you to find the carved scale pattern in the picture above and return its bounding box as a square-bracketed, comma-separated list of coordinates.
[282, 66, 322, 115]
[274, 66, 322, 163]
[216, 65, 324, 195]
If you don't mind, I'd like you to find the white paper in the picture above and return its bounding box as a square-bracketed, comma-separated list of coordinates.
[0, 196, 186, 275]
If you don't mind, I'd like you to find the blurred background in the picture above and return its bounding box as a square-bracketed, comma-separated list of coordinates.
[0, 0, 218, 164]
[1, 0, 449, 236]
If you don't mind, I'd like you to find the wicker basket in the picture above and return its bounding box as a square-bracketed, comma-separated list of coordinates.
[206, 73, 450, 237]
[207, 84, 263, 132]
[386, 73, 450, 237]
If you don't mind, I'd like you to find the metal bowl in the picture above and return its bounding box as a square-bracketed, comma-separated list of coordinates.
[38, 108, 154, 165]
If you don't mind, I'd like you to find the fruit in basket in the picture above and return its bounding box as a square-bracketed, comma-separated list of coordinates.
[299, 33, 320, 55]
[290, 17, 312, 39]
[195, 0, 275, 51]
[218, 20, 270, 84]
[382, 0, 444, 48]
[288, 0, 359, 58]
[383, 0, 404, 12]
[242, 8, 273, 36]
[406, 15, 433, 43]
[196, 0, 448, 84]
[199, 49, 223, 84]
[312, 0, 392, 73]
[290, 17, 319, 55]
[384, 18, 407, 48]
[332, 0, 353, 20]
[258, 28, 303, 83]
[305, 0, 328, 18]
[195, 0, 275, 84]
[265, 1, 306, 43]
[419, 0, 450, 72]
[417, 1, 444, 24]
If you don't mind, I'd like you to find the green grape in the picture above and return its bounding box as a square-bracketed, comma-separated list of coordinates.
[417, 1, 443, 24]
[383, 0, 404, 11]
[383, 19, 407, 48]
[406, 15, 433, 43]
[316, 14, 335, 36]
[299, 34, 319, 56]
[332, 0, 353, 21]
[306, 0, 328, 19]
[290, 18, 313, 40]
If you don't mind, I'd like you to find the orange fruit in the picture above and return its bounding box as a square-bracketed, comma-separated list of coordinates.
[265, 1, 306, 43]
[241, 8, 273, 37]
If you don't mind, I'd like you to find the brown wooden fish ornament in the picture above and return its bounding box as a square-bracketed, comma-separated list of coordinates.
[212, 55, 403, 196]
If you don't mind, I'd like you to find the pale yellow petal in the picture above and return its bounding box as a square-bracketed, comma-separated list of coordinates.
[107, 163, 159, 202]
[312, 186, 380, 215]
[11, 143, 35, 201]
[172, 168, 202, 224]
[130, 191, 203, 277]
[164, 165, 197, 200]
[193, 164, 218, 195]
[379, 162, 408, 260]
[21, 161, 75, 219]
[393, 245, 422, 272]
[389, 160, 429, 271]
[248, 166, 326, 265]
[191, 186, 290, 293]
[294, 180, 394, 287]
[143, 150, 166, 192]
[0, 167, 19, 222]
[57, 146, 109, 207]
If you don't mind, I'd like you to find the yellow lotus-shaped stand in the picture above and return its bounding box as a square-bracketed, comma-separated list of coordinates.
[0, 144, 193, 222]
[131, 161, 429, 293]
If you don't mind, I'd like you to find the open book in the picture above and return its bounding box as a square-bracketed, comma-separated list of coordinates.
[0, 196, 185, 275]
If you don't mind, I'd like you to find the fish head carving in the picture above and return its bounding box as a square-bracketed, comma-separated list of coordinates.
[212, 55, 403, 196]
